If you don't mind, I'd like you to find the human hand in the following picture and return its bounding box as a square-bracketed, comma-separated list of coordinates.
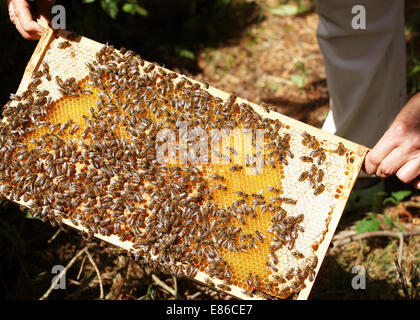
[7, 0, 55, 40]
[364, 92, 420, 188]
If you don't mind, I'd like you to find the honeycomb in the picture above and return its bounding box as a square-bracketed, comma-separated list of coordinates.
[0, 29, 368, 300]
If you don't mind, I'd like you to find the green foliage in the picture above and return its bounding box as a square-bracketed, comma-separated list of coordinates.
[101, 0, 119, 19]
[174, 47, 196, 60]
[291, 62, 307, 89]
[265, 0, 315, 16]
[83, 0, 148, 19]
[355, 214, 380, 234]
[269, 82, 280, 92]
[383, 190, 411, 206]
[355, 189, 411, 234]
[383, 216, 395, 229]
[122, 2, 148, 16]
[395, 258, 420, 300]
[268, 4, 299, 16]
[146, 284, 155, 300]
[371, 190, 411, 213]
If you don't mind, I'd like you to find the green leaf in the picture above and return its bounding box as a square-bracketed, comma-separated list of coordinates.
[83, 0, 97, 3]
[175, 48, 195, 60]
[269, 82, 280, 92]
[122, 3, 136, 14]
[409, 64, 420, 76]
[291, 74, 305, 88]
[295, 62, 306, 75]
[391, 190, 411, 202]
[355, 219, 380, 234]
[269, 5, 299, 16]
[101, 0, 119, 19]
[383, 196, 397, 206]
[134, 4, 148, 16]
[384, 217, 395, 228]
[25, 210, 40, 220]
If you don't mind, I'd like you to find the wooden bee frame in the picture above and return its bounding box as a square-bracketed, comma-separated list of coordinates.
[2, 26, 369, 300]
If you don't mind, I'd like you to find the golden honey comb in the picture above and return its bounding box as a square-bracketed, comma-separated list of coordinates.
[0, 29, 368, 300]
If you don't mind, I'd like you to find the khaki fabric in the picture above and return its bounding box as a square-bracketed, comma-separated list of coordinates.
[316, 0, 406, 149]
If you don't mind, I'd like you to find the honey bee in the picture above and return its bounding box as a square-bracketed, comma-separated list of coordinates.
[316, 169, 324, 183]
[300, 156, 313, 163]
[58, 40, 71, 49]
[229, 165, 243, 172]
[310, 148, 322, 158]
[291, 251, 305, 259]
[261, 102, 270, 113]
[317, 152, 326, 165]
[265, 262, 278, 273]
[31, 70, 43, 79]
[255, 230, 265, 243]
[246, 273, 253, 286]
[241, 289, 254, 297]
[253, 275, 259, 288]
[337, 142, 347, 156]
[270, 252, 279, 265]
[215, 184, 227, 191]
[70, 124, 79, 135]
[267, 185, 280, 193]
[251, 193, 264, 200]
[309, 164, 317, 177]
[144, 63, 155, 73]
[299, 171, 308, 182]
[309, 255, 318, 269]
[314, 184, 325, 196]
[272, 275, 285, 284]
[308, 270, 316, 282]
[235, 191, 249, 198]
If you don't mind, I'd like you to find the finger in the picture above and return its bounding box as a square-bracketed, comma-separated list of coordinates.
[13, 13, 36, 39]
[375, 147, 409, 178]
[7, 0, 17, 24]
[395, 158, 420, 184]
[364, 132, 399, 175]
[12, 0, 44, 39]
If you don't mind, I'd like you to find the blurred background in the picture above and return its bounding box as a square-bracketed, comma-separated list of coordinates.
[0, 0, 418, 300]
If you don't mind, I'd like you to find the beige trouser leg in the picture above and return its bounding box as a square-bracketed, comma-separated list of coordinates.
[316, 0, 406, 149]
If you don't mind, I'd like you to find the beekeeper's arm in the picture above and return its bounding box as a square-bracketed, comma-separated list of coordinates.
[7, 0, 54, 40]
[365, 93, 420, 189]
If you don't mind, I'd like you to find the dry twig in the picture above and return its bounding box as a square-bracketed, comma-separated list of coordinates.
[188, 291, 202, 299]
[76, 255, 87, 280]
[151, 274, 177, 297]
[330, 228, 420, 265]
[47, 229, 61, 244]
[85, 248, 104, 300]
[172, 275, 178, 298]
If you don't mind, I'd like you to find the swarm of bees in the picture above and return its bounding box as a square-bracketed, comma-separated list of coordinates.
[0, 36, 358, 300]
